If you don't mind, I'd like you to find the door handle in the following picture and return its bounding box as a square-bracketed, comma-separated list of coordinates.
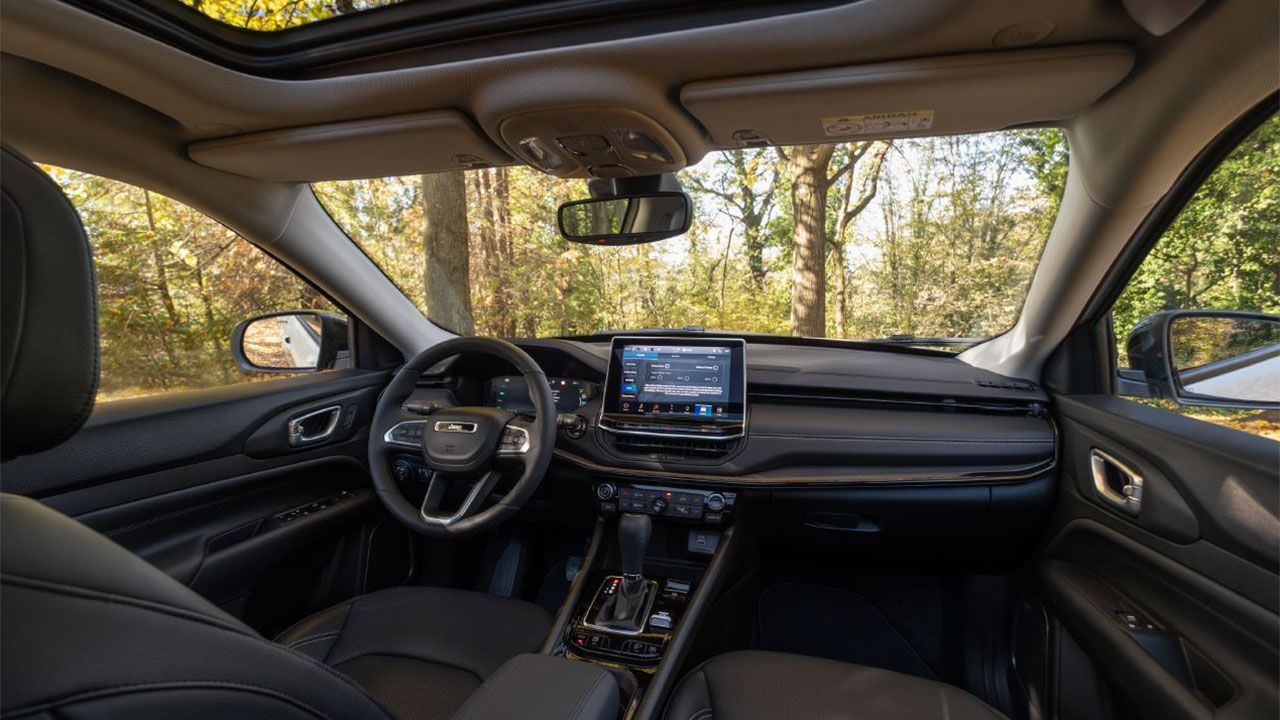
[1090, 448, 1144, 516]
[288, 405, 343, 447]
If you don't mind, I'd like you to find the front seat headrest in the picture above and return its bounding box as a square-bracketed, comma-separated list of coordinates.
[1, 147, 99, 460]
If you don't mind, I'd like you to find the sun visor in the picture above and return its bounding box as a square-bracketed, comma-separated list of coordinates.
[681, 45, 1134, 148]
[188, 110, 512, 181]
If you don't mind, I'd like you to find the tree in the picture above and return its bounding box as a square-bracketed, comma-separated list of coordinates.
[421, 171, 474, 334]
[778, 144, 836, 336]
[830, 142, 892, 336]
[685, 149, 780, 285]
[778, 141, 890, 337]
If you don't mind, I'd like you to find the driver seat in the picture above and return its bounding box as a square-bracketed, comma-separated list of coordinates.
[0, 148, 553, 720]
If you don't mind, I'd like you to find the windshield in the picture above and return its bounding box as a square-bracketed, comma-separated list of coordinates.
[315, 130, 1065, 348]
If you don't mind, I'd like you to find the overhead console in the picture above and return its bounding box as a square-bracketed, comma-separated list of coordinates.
[599, 337, 746, 441]
[680, 44, 1134, 148]
[497, 107, 687, 179]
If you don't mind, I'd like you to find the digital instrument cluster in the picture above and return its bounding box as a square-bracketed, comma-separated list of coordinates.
[487, 375, 596, 414]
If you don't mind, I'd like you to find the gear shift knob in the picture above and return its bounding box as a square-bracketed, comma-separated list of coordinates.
[618, 512, 651, 578]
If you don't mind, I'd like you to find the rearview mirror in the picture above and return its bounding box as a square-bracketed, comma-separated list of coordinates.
[557, 191, 691, 246]
[1126, 310, 1279, 408]
[231, 311, 350, 374]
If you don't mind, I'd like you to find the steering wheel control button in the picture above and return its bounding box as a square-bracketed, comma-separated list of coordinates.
[497, 425, 530, 455]
[385, 421, 427, 447]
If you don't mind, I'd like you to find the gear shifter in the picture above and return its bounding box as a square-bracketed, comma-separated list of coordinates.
[592, 513, 655, 633]
[618, 511, 651, 580]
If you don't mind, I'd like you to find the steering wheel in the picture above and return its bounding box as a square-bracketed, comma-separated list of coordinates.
[369, 337, 557, 537]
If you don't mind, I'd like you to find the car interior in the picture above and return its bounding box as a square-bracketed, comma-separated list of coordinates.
[0, 1, 1277, 719]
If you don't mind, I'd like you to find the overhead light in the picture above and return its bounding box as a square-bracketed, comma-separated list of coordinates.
[613, 129, 673, 165]
[517, 137, 565, 172]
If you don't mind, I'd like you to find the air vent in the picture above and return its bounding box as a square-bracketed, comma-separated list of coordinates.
[974, 378, 1037, 391]
[605, 433, 740, 462]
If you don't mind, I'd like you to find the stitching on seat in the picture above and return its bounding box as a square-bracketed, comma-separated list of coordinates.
[274, 601, 351, 643]
[565, 668, 607, 720]
[3, 679, 339, 719]
[451, 655, 522, 720]
[1, 573, 252, 635]
[322, 602, 355, 665]
[287, 632, 341, 650]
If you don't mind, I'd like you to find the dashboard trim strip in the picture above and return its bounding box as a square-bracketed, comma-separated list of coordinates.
[551, 447, 1056, 487]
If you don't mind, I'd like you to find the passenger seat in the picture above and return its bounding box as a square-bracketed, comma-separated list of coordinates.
[665, 651, 1006, 720]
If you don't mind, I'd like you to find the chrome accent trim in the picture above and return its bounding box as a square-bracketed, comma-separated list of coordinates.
[1090, 448, 1144, 516]
[597, 418, 744, 441]
[383, 420, 428, 449]
[420, 471, 497, 527]
[581, 575, 659, 637]
[497, 425, 531, 456]
[288, 405, 342, 446]
[434, 420, 478, 433]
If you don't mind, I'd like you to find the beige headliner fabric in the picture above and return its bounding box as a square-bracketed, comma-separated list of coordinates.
[189, 110, 514, 182]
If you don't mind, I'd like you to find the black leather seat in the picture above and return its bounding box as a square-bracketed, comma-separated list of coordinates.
[0, 147, 553, 720]
[665, 651, 1008, 720]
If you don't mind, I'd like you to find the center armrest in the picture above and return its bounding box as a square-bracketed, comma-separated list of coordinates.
[451, 654, 619, 720]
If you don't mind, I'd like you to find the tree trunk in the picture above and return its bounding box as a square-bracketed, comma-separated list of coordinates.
[785, 144, 837, 337]
[491, 167, 515, 336]
[422, 172, 475, 334]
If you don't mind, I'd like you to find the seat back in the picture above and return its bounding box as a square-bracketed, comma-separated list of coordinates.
[0, 148, 392, 720]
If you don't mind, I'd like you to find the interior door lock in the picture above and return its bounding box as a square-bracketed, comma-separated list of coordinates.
[288, 405, 343, 447]
[1090, 448, 1144, 516]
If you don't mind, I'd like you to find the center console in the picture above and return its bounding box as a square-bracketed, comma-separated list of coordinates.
[544, 337, 747, 718]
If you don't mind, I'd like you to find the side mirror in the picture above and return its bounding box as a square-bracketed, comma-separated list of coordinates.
[1126, 310, 1279, 408]
[557, 191, 691, 246]
[231, 311, 350, 374]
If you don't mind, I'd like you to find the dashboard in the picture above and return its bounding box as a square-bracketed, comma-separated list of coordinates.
[410, 335, 1056, 488]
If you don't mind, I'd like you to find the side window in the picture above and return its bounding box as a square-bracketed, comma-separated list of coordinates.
[43, 166, 348, 403]
[1109, 115, 1278, 439]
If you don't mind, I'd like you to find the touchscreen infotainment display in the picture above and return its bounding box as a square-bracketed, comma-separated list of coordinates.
[618, 344, 732, 416]
[600, 337, 746, 437]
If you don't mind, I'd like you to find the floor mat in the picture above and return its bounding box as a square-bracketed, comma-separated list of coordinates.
[754, 583, 936, 679]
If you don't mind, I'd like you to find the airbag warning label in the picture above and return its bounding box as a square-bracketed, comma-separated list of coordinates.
[822, 110, 934, 137]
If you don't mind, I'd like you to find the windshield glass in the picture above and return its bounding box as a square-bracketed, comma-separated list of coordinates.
[315, 130, 1065, 348]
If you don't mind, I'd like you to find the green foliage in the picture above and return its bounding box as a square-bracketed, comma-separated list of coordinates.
[1112, 116, 1280, 355]
[45, 167, 336, 401]
[179, 0, 403, 32]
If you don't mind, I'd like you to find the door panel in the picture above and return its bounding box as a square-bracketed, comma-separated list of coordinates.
[1023, 394, 1278, 720]
[0, 369, 414, 635]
